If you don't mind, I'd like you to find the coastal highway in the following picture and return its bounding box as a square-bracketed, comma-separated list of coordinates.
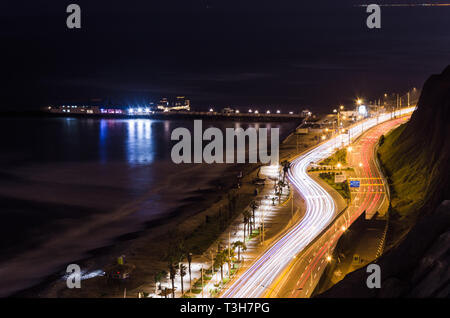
[221, 108, 415, 298]
[267, 116, 410, 298]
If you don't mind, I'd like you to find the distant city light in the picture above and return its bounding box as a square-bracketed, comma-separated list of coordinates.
[276, 110, 280, 114]
[289, 111, 293, 115]
[358, 105, 368, 116]
[209, 108, 214, 112]
[255, 110, 259, 114]
[249, 109, 253, 113]
[266, 110, 270, 114]
[235, 110, 240, 113]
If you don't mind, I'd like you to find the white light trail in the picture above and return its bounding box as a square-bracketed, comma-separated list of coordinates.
[222, 107, 415, 298]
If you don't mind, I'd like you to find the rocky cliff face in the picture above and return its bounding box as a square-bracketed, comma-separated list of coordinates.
[394, 66, 450, 214]
[318, 201, 450, 297]
[318, 66, 450, 298]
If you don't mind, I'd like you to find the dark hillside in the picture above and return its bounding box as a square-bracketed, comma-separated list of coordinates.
[318, 66, 450, 298]
[378, 66, 450, 244]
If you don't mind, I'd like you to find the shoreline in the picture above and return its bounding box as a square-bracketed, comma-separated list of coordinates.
[12, 162, 253, 298]
[11, 122, 309, 298]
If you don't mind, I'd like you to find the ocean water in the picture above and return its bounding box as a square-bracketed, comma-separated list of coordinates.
[0, 117, 297, 296]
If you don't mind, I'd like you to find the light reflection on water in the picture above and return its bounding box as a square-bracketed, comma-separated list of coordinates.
[0, 117, 298, 297]
[126, 119, 155, 164]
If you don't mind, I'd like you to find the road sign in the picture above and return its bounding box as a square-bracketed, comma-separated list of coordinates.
[350, 180, 360, 188]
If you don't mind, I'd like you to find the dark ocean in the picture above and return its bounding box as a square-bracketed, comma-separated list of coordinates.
[0, 117, 297, 296]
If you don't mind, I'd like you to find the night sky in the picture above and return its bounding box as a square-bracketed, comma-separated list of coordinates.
[1, 0, 450, 112]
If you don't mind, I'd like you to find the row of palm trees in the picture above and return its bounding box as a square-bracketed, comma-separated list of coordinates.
[154, 161, 292, 297]
[155, 240, 247, 298]
[242, 200, 259, 241]
[213, 241, 247, 281]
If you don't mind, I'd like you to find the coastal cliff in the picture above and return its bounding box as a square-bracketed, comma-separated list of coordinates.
[318, 65, 450, 298]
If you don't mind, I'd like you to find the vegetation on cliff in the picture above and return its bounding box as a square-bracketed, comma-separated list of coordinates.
[318, 65, 450, 298]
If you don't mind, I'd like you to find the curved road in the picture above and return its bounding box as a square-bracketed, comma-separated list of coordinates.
[222, 108, 415, 298]
[269, 115, 410, 298]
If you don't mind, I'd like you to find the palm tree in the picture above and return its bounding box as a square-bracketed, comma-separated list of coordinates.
[281, 160, 291, 183]
[243, 210, 252, 237]
[187, 252, 193, 292]
[168, 262, 178, 298]
[232, 241, 247, 262]
[155, 270, 167, 297]
[214, 252, 226, 281]
[250, 201, 258, 228]
[223, 248, 236, 275]
[242, 214, 248, 241]
[179, 263, 187, 295]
